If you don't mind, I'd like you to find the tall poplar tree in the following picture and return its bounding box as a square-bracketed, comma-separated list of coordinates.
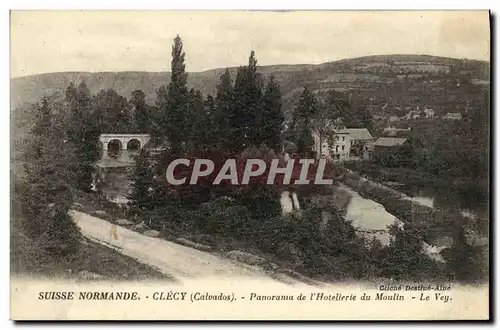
[163, 35, 189, 154]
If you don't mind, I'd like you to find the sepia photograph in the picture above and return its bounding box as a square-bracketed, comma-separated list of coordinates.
[9, 10, 490, 320]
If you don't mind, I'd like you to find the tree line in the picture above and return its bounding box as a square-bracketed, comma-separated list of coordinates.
[154, 36, 285, 156]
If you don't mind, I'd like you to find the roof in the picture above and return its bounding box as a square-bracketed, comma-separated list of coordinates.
[374, 137, 408, 147]
[337, 128, 373, 140]
[445, 112, 462, 116]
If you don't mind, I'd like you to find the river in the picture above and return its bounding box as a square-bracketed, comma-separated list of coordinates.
[338, 185, 399, 246]
[96, 150, 138, 205]
[343, 164, 488, 220]
[402, 189, 484, 220]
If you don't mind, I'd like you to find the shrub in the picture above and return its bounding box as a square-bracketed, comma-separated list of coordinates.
[198, 198, 252, 239]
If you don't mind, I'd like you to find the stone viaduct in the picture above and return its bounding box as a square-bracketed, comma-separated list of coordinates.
[98, 134, 151, 164]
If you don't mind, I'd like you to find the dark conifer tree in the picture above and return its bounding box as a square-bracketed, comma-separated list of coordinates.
[290, 87, 319, 155]
[94, 88, 132, 134]
[191, 90, 210, 152]
[214, 69, 234, 152]
[261, 74, 284, 151]
[232, 51, 263, 151]
[128, 150, 155, 214]
[66, 81, 101, 192]
[21, 96, 81, 258]
[152, 85, 168, 138]
[203, 94, 217, 150]
[131, 89, 150, 133]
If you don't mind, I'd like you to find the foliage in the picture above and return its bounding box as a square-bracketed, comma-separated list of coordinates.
[232, 51, 264, 151]
[93, 88, 133, 134]
[214, 69, 235, 151]
[370, 88, 488, 184]
[18, 96, 82, 260]
[441, 227, 489, 283]
[130, 89, 151, 133]
[128, 149, 155, 214]
[289, 87, 319, 155]
[188, 89, 214, 153]
[197, 198, 252, 240]
[382, 224, 446, 281]
[261, 74, 285, 151]
[66, 82, 101, 192]
[160, 35, 190, 154]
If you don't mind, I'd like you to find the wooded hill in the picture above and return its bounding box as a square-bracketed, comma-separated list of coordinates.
[11, 54, 489, 120]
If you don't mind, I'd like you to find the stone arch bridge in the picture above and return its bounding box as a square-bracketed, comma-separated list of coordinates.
[98, 134, 151, 165]
[100, 134, 151, 152]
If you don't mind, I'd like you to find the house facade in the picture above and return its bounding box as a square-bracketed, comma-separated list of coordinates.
[337, 128, 374, 159]
[313, 128, 375, 162]
[312, 130, 351, 162]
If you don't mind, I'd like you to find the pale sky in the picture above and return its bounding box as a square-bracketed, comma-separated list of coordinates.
[10, 10, 490, 77]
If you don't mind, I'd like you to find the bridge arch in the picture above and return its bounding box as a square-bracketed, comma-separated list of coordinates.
[107, 139, 123, 152]
[127, 139, 141, 151]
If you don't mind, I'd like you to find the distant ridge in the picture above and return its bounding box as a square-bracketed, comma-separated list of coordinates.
[11, 54, 489, 118]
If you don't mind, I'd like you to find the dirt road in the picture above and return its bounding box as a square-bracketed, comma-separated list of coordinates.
[71, 210, 311, 285]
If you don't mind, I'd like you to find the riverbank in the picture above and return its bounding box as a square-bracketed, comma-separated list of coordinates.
[342, 161, 489, 218]
[341, 169, 488, 246]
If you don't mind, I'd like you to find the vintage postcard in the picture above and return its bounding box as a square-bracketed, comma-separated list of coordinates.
[10, 10, 490, 320]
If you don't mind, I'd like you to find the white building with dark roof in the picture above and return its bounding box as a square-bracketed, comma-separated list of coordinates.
[312, 128, 374, 162]
[312, 130, 351, 162]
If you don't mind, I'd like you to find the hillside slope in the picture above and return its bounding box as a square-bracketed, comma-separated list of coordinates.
[11, 54, 489, 119]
